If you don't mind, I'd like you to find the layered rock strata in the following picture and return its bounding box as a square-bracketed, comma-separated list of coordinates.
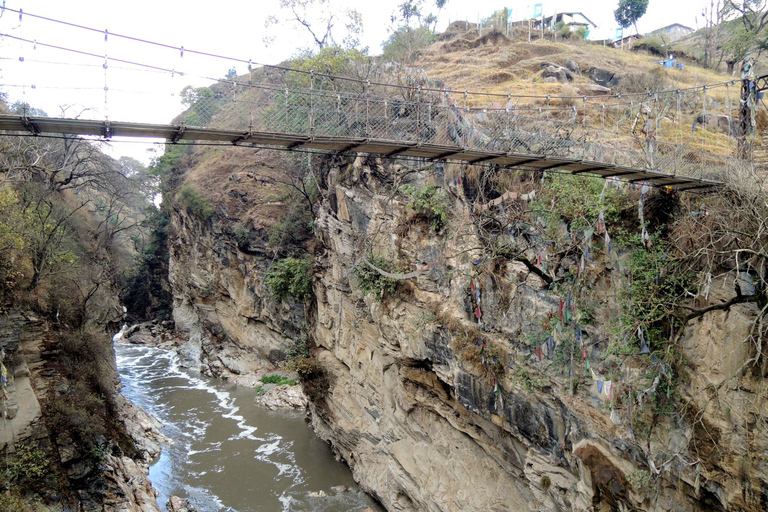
[168, 154, 768, 511]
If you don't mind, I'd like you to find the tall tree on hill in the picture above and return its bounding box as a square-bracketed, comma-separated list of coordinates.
[383, 0, 449, 63]
[264, 0, 363, 50]
[614, 0, 649, 36]
[722, 1, 768, 70]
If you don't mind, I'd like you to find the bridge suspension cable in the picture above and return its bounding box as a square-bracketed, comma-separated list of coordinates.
[0, 5, 746, 103]
[0, 4, 760, 193]
[0, 32, 745, 122]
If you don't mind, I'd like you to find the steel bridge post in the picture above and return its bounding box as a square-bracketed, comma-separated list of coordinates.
[309, 70, 314, 136]
[365, 80, 370, 138]
[417, 86, 422, 144]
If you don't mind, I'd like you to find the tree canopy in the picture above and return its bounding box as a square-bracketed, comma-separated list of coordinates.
[614, 0, 649, 35]
[383, 0, 448, 63]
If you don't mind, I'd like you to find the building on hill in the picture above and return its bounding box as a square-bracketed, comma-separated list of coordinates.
[537, 12, 598, 33]
[649, 23, 694, 42]
[614, 32, 643, 49]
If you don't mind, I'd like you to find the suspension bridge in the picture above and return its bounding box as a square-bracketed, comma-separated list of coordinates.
[0, 7, 765, 192]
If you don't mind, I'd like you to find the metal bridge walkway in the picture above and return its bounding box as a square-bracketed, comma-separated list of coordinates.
[2, 69, 762, 193]
[0, 114, 729, 193]
[1, 8, 763, 193]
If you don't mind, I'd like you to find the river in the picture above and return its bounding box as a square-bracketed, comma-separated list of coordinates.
[115, 344, 382, 512]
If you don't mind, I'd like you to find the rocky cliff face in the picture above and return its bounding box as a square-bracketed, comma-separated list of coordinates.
[167, 151, 768, 512]
[168, 201, 306, 386]
[0, 312, 162, 511]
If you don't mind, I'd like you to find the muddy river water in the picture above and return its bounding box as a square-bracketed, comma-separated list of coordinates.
[115, 344, 381, 512]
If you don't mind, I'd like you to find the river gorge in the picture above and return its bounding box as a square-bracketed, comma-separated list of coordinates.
[116, 343, 381, 511]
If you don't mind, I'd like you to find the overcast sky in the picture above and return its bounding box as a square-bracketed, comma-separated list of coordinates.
[0, 0, 717, 162]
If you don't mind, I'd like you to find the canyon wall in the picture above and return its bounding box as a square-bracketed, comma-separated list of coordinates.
[167, 151, 768, 512]
[0, 311, 162, 511]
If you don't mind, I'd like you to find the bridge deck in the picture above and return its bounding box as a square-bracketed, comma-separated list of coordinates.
[0, 115, 721, 192]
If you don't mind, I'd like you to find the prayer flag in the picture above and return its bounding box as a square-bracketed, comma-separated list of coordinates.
[604, 381, 613, 398]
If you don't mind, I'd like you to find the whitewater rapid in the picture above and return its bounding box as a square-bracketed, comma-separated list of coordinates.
[115, 344, 380, 512]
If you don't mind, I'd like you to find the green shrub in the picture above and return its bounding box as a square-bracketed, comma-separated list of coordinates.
[266, 257, 314, 302]
[620, 233, 692, 349]
[286, 334, 310, 362]
[534, 175, 622, 233]
[640, 36, 666, 56]
[180, 86, 220, 126]
[267, 208, 314, 247]
[400, 184, 450, 231]
[233, 222, 251, 248]
[2, 443, 49, 483]
[382, 26, 437, 63]
[261, 374, 298, 386]
[0, 493, 47, 512]
[177, 183, 214, 220]
[122, 207, 172, 321]
[291, 355, 330, 401]
[354, 254, 400, 300]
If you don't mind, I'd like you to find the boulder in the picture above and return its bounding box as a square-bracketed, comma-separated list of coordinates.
[588, 67, 621, 88]
[583, 84, 611, 94]
[691, 113, 737, 135]
[541, 64, 573, 83]
[254, 384, 308, 410]
[167, 496, 194, 512]
[565, 58, 581, 75]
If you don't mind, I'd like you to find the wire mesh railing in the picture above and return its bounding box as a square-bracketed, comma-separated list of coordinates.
[152, 76, 750, 183]
[3, 55, 756, 185]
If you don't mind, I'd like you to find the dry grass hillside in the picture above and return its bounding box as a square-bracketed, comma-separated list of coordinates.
[173, 26, 764, 238]
[417, 24, 729, 104]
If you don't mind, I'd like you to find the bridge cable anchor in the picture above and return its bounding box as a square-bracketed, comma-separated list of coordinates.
[170, 125, 186, 144]
[20, 116, 40, 136]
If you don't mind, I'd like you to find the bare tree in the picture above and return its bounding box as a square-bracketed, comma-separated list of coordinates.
[264, 0, 363, 50]
[721, 0, 768, 69]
